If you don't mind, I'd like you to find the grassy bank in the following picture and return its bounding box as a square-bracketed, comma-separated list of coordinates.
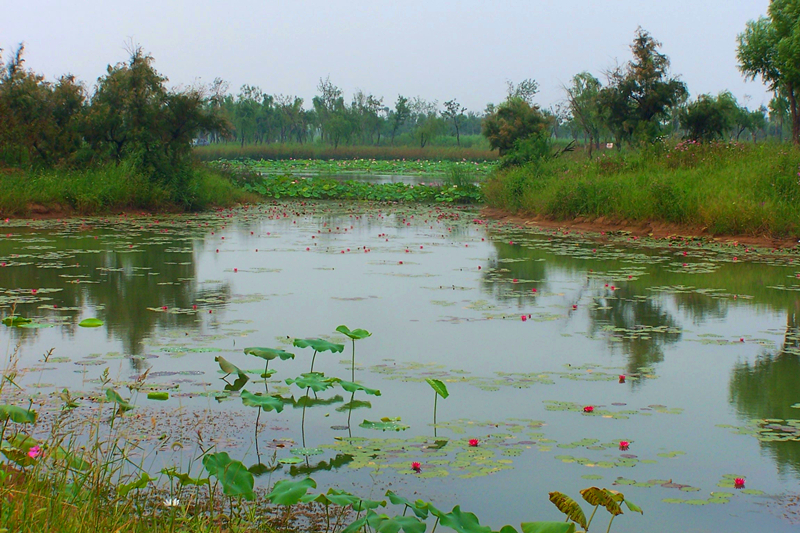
[0, 162, 257, 217]
[193, 143, 497, 162]
[485, 141, 800, 237]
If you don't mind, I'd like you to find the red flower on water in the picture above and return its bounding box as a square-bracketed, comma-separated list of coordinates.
[734, 477, 745, 489]
[619, 441, 629, 451]
[411, 462, 421, 473]
[469, 439, 479, 447]
[619, 375, 626, 383]
[583, 406, 594, 413]
[521, 315, 527, 322]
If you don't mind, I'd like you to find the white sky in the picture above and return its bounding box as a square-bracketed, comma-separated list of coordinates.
[2, 0, 773, 113]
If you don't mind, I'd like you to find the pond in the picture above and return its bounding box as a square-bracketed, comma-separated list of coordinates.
[1, 202, 800, 532]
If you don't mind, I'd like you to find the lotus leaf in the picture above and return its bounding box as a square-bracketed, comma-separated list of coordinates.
[267, 477, 317, 505]
[202, 452, 255, 500]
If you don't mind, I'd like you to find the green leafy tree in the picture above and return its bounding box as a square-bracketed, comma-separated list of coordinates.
[506, 78, 539, 105]
[481, 97, 550, 156]
[443, 99, 467, 146]
[738, 0, 800, 143]
[85, 46, 226, 194]
[598, 29, 687, 145]
[564, 72, 603, 157]
[679, 92, 736, 141]
[390, 95, 410, 145]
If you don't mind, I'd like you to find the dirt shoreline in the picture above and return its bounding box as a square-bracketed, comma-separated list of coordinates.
[481, 207, 800, 251]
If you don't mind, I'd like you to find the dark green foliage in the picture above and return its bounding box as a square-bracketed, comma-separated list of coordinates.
[0, 44, 228, 208]
[482, 97, 551, 157]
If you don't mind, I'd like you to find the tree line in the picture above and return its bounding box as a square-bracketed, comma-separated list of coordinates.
[1, 4, 798, 177]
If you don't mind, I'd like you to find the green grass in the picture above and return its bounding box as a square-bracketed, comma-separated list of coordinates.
[485, 141, 800, 237]
[0, 162, 257, 217]
[193, 143, 497, 163]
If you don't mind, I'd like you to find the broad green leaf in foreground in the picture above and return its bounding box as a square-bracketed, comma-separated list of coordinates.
[293, 338, 345, 353]
[286, 372, 340, 392]
[336, 325, 373, 340]
[267, 477, 317, 505]
[240, 390, 285, 412]
[0, 404, 37, 424]
[439, 506, 491, 533]
[339, 380, 381, 396]
[243, 347, 295, 361]
[78, 318, 103, 328]
[202, 452, 255, 500]
[425, 378, 449, 399]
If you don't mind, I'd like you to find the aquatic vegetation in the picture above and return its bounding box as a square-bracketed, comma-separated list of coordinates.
[243, 175, 484, 203]
[426, 378, 450, 430]
[336, 325, 372, 382]
[293, 338, 345, 373]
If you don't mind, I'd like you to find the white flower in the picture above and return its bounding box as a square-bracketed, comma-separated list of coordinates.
[164, 498, 181, 507]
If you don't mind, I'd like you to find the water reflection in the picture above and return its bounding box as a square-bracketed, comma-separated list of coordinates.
[0, 228, 231, 362]
[730, 313, 800, 477]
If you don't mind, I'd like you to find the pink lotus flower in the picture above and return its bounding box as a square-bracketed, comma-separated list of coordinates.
[619, 375, 626, 383]
[734, 478, 745, 489]
[619, 441, 629, 450]
[583, 406, 594, 413]
[411, 462, 421, 473]
[469, 439, 479, 447]
[27, 445, 41, 459]
[521, 315, 527, 322]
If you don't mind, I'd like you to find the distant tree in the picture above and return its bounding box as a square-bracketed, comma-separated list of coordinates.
[506, 78, 539, 105]
[312, 76, 343, 144]
[769, 93, 790, 140]
[597, 29, 687, 145]
[409, 97, 443, 148]
[564, 72, 603, 157]
[738, 0, 800, 143]
[390, 95, 410, 145]
[679, 93, 736, 141]
[442, 99, 467, 146]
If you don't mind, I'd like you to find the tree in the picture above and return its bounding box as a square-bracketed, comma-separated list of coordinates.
[409, 98, 442, 148]
[738, 0, 800, 143]
[679, 93, 736, 141]
[86, 46, 226, 192]
[506, 78, 539, 105]
[564, 72, 603, 157]
[390, 95, 410, 145]
[312, 76, 342, 144]
[597, 29, 687, 145]
[443, 99, 467, 146]
[481, 97, 550, 156]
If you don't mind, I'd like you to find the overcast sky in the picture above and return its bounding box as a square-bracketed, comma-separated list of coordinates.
[2, 0, 773, 113]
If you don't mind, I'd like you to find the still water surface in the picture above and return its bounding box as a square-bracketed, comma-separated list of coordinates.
[2, 202, 800, 532]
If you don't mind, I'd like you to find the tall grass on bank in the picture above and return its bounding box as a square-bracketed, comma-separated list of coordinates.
[485, 141, 800, 237]
[193, 143, 497, 163]
[0, 162, 256, 217]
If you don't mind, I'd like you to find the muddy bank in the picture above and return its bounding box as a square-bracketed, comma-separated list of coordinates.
[481, 207, 800, 251]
